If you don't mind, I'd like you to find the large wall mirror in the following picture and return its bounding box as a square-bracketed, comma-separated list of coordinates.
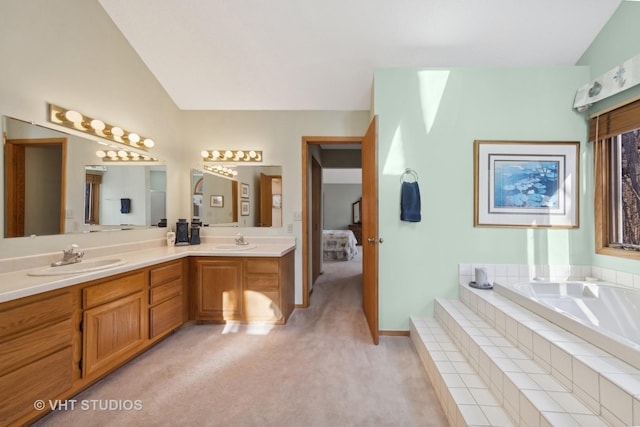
[3, 116, 166, 238]
[191, 166, 282, 227]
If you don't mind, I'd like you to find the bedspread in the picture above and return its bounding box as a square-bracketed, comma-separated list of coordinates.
[323, 230, 358, 261]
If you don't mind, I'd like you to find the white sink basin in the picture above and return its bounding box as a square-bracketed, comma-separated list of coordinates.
[213, 244, 257, 251]
[28, 258, 125, 276]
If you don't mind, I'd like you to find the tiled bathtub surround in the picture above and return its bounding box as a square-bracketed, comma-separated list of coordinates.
[457, 286, 640, 426]
[411, 266, 640, 426]
[458, 263, 640, 290]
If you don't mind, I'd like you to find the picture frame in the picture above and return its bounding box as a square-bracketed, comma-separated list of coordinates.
[352, 198, 361, 224]
[241, 183, 250, 199]
[272, 194, 281, 208]
[241, 200, 250, 216]
[210, 195, 224, 208]
[474, 140, 579, 228]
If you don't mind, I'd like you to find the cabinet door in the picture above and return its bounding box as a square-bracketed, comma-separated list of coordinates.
[195, 259, 242, 321]
[83, 291, 145, 377]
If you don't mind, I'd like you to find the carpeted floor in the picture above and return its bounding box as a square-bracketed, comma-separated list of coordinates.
[34, 250, 446, 426]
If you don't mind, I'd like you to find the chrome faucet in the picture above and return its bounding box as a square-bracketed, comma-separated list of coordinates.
[235, 233, 248, 246]
[51, 244, 85, 267]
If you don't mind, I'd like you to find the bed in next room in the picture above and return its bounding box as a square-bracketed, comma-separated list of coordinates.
[322, 229, 359, 261]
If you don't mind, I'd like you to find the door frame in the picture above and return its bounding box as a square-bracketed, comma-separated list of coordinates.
[5, 137, 67, 237]
[300, 136, 363, 308]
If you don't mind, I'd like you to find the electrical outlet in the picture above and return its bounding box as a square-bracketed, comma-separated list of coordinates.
[287, 223, 293, 234]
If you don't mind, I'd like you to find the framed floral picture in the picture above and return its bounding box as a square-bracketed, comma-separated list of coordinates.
[241, 200, 250, 216]
[474, 140, 579, 228]
[241, 183, 250, 198]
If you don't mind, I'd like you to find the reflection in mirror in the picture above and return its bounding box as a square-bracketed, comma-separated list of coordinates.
[3, 116, 166, 237]
[84, 165, 166, 229]
[191, 166, 282, 227]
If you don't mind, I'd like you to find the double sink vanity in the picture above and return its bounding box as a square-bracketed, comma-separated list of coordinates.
[0, 236, 295, 426]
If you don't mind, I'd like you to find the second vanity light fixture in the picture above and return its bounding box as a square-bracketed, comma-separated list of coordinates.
[96, 149, 158, 162]
[204, 164, 239, 178]
[48, 104, 155, 151]
[201, 149, 262, 162]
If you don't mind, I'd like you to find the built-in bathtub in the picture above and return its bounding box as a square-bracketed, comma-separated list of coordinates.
[494, 280, 640, 371]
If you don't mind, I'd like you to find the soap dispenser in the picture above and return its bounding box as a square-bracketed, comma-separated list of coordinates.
[190, 218, 201, 245]
[175, 219, 189, 246]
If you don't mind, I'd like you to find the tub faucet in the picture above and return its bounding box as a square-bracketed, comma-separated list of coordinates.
[51, 244, 84, 267]
[235, 233, 248, 246]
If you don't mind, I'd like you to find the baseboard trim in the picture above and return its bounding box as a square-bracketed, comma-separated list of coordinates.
[379, 330, 409, 337]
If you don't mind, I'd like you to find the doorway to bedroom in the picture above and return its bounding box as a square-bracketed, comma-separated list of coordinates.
[302, 118, 379, 344]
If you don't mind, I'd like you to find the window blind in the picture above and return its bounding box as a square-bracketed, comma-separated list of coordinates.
[589, 98, 640, 141]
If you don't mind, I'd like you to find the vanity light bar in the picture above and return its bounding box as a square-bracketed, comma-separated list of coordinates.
[203, 164, 239, 177]
[96, 149, 158, 162]
[201, 149, 262, 162]
[48, 104, 155, 152]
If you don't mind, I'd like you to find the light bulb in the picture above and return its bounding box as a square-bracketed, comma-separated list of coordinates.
[237, 151, 245, 159]
[96, 150, 106, 158]
[224, 150, 233, 159]
[201, 150, 210, 158]
[249, 150, 257, 158]
[64, 110, 83, 123]
[212, 150, 220, 158]
[110, 127, 124, 137]
[90, 119, 105, 131]
[143, 139, 154, 148]
[118, 150, 128, 158]
[127, 133, 140, 143]
[107, 150, 117, 158]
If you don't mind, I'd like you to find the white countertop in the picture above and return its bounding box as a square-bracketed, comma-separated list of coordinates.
[0, 238, 295, 304]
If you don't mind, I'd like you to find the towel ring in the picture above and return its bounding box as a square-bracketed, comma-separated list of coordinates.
[400, 168, 418, 183]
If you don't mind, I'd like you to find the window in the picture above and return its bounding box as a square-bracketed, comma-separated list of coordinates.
[592, 98, 640, 258]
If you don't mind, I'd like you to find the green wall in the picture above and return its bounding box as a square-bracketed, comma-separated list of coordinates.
[373, 66, 590, 330]
[577, 1, 640, 274]
[577, 2, 640, 112]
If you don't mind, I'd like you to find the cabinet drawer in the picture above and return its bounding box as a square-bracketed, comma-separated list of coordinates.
[0, 345, 73, 424]
[0, 318, 73, 376]
[246, 274, 279, 290]
[150, 278, 182, 305]
[150, 295, 183, 338]
[0, 292, 72, 340]
[150, 261, 182, 287]
[83, 271, 146, 308]
[245, 258, 279, 274]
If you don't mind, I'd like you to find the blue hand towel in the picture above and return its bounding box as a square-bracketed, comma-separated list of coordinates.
[120, 198, 131, 214]
[401, 181, 421, 222]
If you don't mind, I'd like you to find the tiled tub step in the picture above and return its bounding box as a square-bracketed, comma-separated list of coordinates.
[433, 298, 610, 427]
[459, 284, 640, 427]
[410, 316, 515, 426]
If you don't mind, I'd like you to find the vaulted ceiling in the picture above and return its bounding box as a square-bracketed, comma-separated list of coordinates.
[98, 0, 622, 111]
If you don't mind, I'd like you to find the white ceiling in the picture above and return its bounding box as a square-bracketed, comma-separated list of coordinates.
[98, 0, 622, 111]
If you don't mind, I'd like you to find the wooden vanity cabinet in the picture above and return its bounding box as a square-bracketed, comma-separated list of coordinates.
[0, 290, 75, 425]
[149, 260, 186, 338]
[244, 252, 294, 323]
[192, 257, 243, 321]
[192, 251, 294, 324]
[82, 271, 147, 378]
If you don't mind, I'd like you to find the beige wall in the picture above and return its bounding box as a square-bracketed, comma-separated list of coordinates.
[0, 0, 370, 304]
